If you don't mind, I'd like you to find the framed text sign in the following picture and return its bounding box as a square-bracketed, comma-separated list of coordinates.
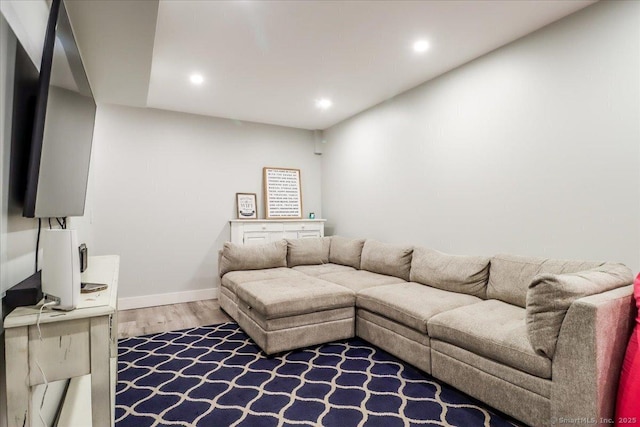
[236, 193, 257, 219]
[263, 167, 302, 219]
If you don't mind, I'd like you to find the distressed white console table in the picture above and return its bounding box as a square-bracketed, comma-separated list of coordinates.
[4, 255, 119, 427]
[230, 219, 326, 245]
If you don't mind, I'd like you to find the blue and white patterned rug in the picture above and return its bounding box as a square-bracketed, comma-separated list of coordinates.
[116, 322, 516, 426]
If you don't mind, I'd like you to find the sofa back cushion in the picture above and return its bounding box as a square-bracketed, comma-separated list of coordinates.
[286, 237, 330, 267]
[527, 263, 633, 359]
[487, 254, 603, 307]
[329, 236, 366, 269]
[410, 247, 491, 298]
[360, 240, 413, 281]
[219, 240, 287, 276]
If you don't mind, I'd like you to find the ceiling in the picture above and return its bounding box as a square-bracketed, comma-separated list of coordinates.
[66, 0, 596, 130]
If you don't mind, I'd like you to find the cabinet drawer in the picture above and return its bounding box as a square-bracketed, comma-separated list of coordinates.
[243, 223, 284, 232]
[283, 222, 322, 232]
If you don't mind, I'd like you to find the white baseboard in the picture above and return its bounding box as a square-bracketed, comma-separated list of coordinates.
[118, 288, 219, 310]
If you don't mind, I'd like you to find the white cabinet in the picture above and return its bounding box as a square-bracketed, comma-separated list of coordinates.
[230, 219, 326, 245]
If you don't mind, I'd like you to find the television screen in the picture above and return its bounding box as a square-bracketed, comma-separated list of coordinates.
[23, 0, 96, 218]
[9, 41, 39, 213]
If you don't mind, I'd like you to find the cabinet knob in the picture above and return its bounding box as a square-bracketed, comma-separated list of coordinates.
[301, 225, 305, 229]
[262, 225, 266, 230]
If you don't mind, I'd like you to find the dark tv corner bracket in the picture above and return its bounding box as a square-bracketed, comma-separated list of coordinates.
[4, 271, 43, 312]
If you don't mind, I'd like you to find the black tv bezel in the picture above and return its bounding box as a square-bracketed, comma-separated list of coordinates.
[23, 0, 61, 218]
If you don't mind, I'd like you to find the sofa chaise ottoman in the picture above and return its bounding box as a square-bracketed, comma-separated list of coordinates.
[217, 236, 635, 426]
[236, 273, 355, 354]
[219, 237, 409, 355]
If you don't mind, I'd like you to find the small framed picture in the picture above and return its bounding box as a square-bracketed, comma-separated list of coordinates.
[236, 193, 257, 219]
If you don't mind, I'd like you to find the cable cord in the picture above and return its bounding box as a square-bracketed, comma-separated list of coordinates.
[35, 300, 59, 427]
[35, 218, 42, 273]
[36, 300, 58, 341]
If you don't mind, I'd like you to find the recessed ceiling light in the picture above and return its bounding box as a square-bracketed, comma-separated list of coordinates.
[190, 73, 204, 85]
[316, 98, 332, 110]
[413, 39, 430, 53]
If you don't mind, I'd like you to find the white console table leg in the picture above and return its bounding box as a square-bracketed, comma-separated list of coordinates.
[91, 316, 112, 427]
[5, 326, 31, 427]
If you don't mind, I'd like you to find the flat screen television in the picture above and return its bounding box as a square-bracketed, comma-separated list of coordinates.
[8, 41, 39, 213]
[23, 0, 96, 218]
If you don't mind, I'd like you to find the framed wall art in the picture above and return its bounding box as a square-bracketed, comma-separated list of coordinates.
[236, 193, 257, 219]
[263, 167, 302, 219]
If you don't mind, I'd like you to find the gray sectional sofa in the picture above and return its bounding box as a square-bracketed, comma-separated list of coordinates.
[218, 236, 635, 426]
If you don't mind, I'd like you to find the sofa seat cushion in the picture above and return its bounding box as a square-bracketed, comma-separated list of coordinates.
[431, 340, 552, 398]
[236, 276, 355, 320]
[428, 300, 551, 379]
[357, 282, 482, 333]
[221, 267, 303, 293]
[318, 270, 405, 292]
[292, 263, 356, 277]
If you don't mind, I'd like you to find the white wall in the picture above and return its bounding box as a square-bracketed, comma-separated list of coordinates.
[322, 0, 640, 271]
[87, 104, 321, 302]
[0, 0, 48, 71]
[0, 13, 40, 427]
[0, 1, 44, 330]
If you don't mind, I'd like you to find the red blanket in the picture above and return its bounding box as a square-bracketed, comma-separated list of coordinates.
[615, 273, 640, 425]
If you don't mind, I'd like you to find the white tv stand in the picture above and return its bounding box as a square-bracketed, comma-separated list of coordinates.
[4, 255, 120, 427]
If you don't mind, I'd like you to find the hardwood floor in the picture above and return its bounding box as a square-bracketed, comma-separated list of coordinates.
[117, 299, 232, 339]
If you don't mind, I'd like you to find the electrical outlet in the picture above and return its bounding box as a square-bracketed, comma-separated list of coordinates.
[44, 294, 61, 305]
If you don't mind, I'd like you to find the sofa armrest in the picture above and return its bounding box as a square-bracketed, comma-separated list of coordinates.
[551, 285, 634, 425]
[218, 249, 223, 277]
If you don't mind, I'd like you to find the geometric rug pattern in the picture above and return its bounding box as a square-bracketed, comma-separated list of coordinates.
[116, 322, 517, 426]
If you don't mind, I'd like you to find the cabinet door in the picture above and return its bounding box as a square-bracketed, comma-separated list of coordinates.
[284, 230, 321, 239]
[283, 231, 298, 240]
[297, 231, 322, 239]
[283, 222, 324, 239]
[244, 232, 270, 245]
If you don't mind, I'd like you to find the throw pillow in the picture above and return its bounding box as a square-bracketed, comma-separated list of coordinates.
[526, 263, 633, 359]
[219, 240, 287, 276]
[286, 237, 330, 267]
[360, 240, 413, 281]
[329, 236, 366, 269]
[410, 247, 490, 298]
